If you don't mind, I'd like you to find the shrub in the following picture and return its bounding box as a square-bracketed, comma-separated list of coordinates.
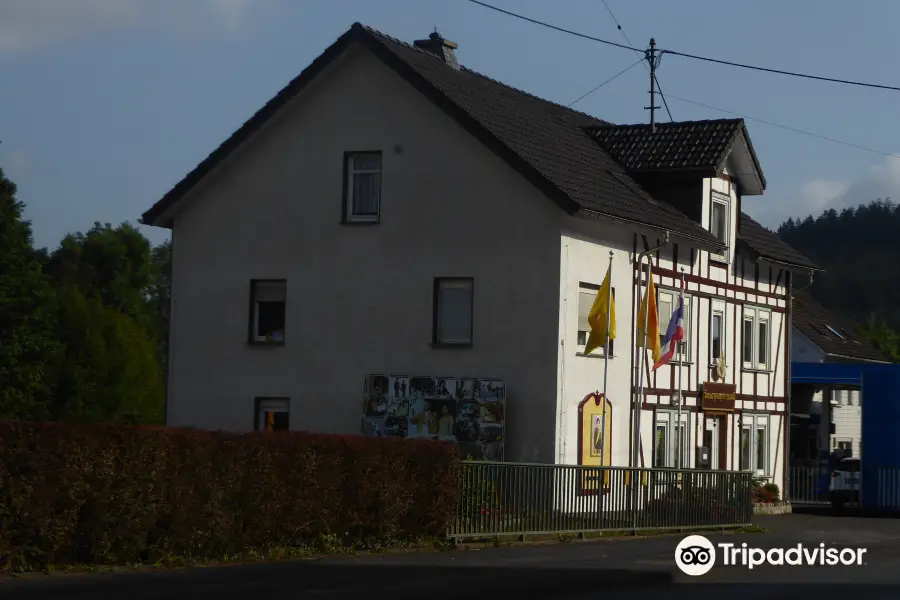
[751, 478, 780, 503]
[0, 421, 459, 571]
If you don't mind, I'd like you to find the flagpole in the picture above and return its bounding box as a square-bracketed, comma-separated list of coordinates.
[632, 255, 652, 530]
[634, 259, 652, 470]
[676, 267, 685, 470]
[600, 250, 613, 471]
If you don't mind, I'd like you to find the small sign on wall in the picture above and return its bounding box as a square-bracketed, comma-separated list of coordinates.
[701, 382, 736, 412]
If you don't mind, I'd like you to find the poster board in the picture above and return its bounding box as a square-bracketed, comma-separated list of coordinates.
[361, 374, 506, 461]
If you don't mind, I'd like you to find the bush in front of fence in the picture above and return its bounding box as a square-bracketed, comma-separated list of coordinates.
[0, 421, 459, 571]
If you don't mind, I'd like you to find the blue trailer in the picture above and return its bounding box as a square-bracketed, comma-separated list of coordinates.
[792, 362, 900, 510]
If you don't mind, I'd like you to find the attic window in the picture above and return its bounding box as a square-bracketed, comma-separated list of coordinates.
[825, 325, 845, 339]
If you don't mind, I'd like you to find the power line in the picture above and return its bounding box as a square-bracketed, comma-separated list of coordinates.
[467, 0, 900, 93]
[662, 49, 900, 93]
[467, 0, 641, 52]
[568, 58, 643, 107]
[600, 0, 672, 121]
[663, 93, 900, 161]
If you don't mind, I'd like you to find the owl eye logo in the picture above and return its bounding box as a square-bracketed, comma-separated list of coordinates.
[674, 535, 716, 576]
[679, 546, 712, 565]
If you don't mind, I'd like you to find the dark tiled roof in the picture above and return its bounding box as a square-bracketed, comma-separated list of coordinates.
[141, 23, 719, 247]
[738, 212, 820, 270]
[792, 290, 890, 362]
[589, 119, 747, 173]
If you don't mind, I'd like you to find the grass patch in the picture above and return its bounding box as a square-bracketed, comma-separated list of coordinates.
[0, 536, 450, 578]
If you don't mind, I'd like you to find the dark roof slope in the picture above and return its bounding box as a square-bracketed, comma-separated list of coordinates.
[738, 212, 820, 270]
[141, 23, 719, 247]
[792, 290, 890, 362]
[589, 119, 758, 176]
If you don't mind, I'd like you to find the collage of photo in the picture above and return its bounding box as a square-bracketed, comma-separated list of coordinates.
[361, 374, 506, 461]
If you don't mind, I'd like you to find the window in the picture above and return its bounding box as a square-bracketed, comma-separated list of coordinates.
[742, 306, 771, 370]
[255, 398, 289, 432]
[740, 413, 769, 475]
[343, 151, 382, 223]
[657, 289, 692, 361]
[249, 280, 286, 344]
[710, 301, 726, 364]
[709, 193, 730, 261]
[654, 423, 668, 467]
[433, 278, 474, 346]
[654, 410, 691, 468]
[577, 283, 615, 355]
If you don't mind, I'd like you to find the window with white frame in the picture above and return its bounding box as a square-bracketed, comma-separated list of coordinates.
[249, 280, 286, 343]
[739, 413, 769, 475]
[255, 397, 290, 432]
[344, 152, 382, 222]
[654, 410, 691, 468]
[657, 289, 691, 361]
[741, 306, 771, 370]
[433, 277, 474, 346]
[710, 300, 726, 365]
[709, 192, 730, 262]
[577, 283, 615, 355]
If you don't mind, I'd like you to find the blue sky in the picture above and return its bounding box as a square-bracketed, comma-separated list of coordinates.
[2, 0, 900, 250]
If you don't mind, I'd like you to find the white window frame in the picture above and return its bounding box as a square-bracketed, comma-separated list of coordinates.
[576, 283, 615, 357]
[345, 151, 382, 222]
[739, 413, 770, 476]
[742, 305, 772, 371]
[251, 280, 286, 344]
[433, 278, 474, 346]
[256, 397, 290, 432]
[709, 192, 730, 262]
[657, 289, 692, 363]
[654, 410, 692, 468]
[710, 300, 726, 366]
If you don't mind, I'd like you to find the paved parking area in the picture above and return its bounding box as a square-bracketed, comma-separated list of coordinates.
[3, 514, 900, 598]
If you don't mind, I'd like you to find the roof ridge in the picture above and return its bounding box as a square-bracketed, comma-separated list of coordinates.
[596, 118, 744, 129]
[355, 22, 610, 126]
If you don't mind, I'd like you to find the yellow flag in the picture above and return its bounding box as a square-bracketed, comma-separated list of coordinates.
[584, 266, 616, 355]
[636, 275, 661, 362]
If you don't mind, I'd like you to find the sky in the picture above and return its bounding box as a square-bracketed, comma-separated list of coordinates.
[2, 0, 900, 250]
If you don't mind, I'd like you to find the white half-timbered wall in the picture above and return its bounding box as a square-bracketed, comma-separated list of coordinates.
[557, 173, 789, 490]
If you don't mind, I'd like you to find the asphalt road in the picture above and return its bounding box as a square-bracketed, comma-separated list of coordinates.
[3, 513, 900, 598]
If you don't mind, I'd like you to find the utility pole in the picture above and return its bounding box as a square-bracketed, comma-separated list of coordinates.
[645, 38, 657, 132]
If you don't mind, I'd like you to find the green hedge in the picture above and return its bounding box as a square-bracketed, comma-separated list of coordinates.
[0, 421, 459, 570]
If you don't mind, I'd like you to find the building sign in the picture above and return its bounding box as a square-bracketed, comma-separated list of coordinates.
[701, 382, 736, 412]
[361, 374, 506, 461]
[578, 393, 611, 494]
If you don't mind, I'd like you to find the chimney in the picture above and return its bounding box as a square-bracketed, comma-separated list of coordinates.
[413, 30, 459, 70]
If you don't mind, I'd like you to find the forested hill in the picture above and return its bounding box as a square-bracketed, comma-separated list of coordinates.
[776, 199, 900, 360]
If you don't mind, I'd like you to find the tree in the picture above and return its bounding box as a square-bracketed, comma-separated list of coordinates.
[0, 168, 58, 420]
[45, 224, 166, 424]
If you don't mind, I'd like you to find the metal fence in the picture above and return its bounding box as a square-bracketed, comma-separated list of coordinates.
[447, 461, 753, 540]
[788, 465, 830, 504]
[876, 468, 900, 508]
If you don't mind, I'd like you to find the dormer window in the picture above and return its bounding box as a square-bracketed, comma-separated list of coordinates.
[710, 192, 730, 262]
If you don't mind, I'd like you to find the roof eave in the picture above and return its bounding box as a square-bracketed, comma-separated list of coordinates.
[824, 352, 894, 365]
[720, 127, 765, 196]
[576, 207, 725, 253]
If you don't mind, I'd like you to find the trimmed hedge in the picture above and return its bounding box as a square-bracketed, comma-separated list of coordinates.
[0, 421, 459, 570]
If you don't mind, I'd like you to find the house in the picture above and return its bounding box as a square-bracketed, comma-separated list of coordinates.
[790, 290, 891, 462]
[140, 23, 817, 492]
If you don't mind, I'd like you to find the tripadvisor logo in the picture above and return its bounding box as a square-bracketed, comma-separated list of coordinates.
[675, 535, 867, 576]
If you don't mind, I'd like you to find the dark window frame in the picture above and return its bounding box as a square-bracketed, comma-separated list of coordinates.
[431, 277, 474, 348]
[247, 279, 287, 346]
[341, 150, 383, 225]
[253, 397, 290, 432]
